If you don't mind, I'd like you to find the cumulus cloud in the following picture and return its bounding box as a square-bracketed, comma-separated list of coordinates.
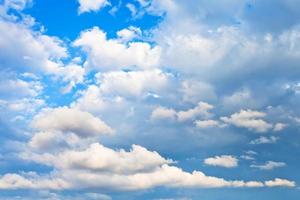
[74, 27, 161, 71]
[31, 107, 114, 137]
[251, 161, 286, 170]
[265, 178, 295, 187]
[195, 120, 221, 129]
[0, 78, 42, 100]
[96, 69, 171, 97]
[0, 17, 85, 93]
[204, 155, 238, 168]
[8, 145, 295, 191]
[177, 102, 214, 122]
[117, 26, 142, 42]
[221, 109, 273, 133]
[250, 136, 279, 145]
[24, 143, 174, 174]
[180, 80, 216, 103]
[150, 102, 214, 122]
[273, 123, 288, 132]
[150, 107, 177, 121]
[78, 0, 109, 14]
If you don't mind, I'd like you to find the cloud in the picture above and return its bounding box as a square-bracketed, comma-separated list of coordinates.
[8, 144, 294, 191]
[150, 102, 214, 122]
[117, 26, 142, 42]
[24, 143, 174, 174]
[221, 109, 273, 133]
[71, 85, 127, 115]
[180, 80, 216, 103]
[251, 161, 286, 170]
[204, 155, 238, 168]
[0, 17, 85, 93]
[96, 69, 171, 97]
[273, 123, 288, 132]
[0, 78, 42, 100]
[0, 20, 67, 73]
[31, 107, 114, 137]
[74, 27, 161, 71]
[240, 155, 255, 161]
[250, 136, 278, 145]
[78, 0, 109, 14]
[150, 107, 177, 121]
[195, 120, 221, 129]
[265, 178, 295, 187]
[176, 102, 214, 122]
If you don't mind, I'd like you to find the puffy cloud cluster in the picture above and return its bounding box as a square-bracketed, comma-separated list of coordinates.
[0, 0, 299, 197]
[204, 155, 238, 168]
[78, 0, 109, 14]
[221, 109, 273, 133]
[2, 105, 293, 191]
[250, 136, 279, 145]
[251, 161, 286, 170]
[151, 102, 214, 122]
[31, 107, 114, 137]
[74, 27, 161, 71]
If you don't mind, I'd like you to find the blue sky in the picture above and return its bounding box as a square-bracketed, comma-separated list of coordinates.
[0, 0, 300, 199]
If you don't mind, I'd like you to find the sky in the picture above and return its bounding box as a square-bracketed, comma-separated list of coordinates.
[0, 0, 300, 199]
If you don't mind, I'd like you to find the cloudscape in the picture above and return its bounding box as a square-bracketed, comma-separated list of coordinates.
[0, 0, 300, 199]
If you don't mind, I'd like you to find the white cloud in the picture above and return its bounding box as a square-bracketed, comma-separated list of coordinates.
[180, 80, 216, 103]
[250, 136, 278, 145]
[273, 123, 288, 132]
[0, 79, 42, 100]
[117, 26, 142, 42]
[204, 155, 238, 168]
[96, 69, 171, 97]
[265, 178, 295, 187]
[0, 20, 67, 72]
[240, 155, 255, 160]
[71, 85, 127, 115]
[31, 107, 114, 137]
[150, 102, 214, 122]
[74, 27, 161, 71]
[195, 120, 220, 129]
[151, 107, 177, 121]
[78, 0, 109, 14]
[1, 0, 32, 12]
[221, 109, 273, 133]
[24, 143, 174, 174]
[251, 161, 286, 170]
[177, 102, 214, 122]
[0, 19, 84, 92]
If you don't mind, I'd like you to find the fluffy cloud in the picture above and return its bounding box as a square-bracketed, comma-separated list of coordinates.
[177, 102, 214, 122]
[78, 0, 109, 14]
[96, 69, 171, 97]
[0, 78, 42, 100]
[273, 123, 288, 132]
[150, 107, 177, 121]
[24, 143, 174, 174]
[251, 161, 286, 170]
[265, 178, 295, 187]
[117, 26, 142, 42]
[150, 102, 214, 122]
[204, 155, 238, 168]
[0, 17, 85, 93]
[221, 109, 273, 133]
[31, 107, 114, 137]
[250, 136, 278, 145]
[195, 120, 221, 129]
[74, 27, 161, 71]
[180, 80, 216, 103]
[0, 20, 67, 73]
[9, 145, 294, 191]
